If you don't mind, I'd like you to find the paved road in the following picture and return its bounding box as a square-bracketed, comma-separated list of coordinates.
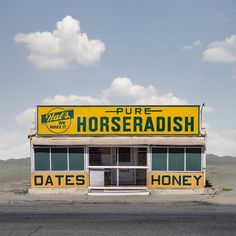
[0, 202, 236, 236]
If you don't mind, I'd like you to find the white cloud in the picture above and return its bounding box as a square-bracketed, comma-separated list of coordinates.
[14, 15, 105, 69]
[16, 108, 36, 128]
[203, 34, 236, 63]
[42, 94, 109, 105]
[135, 93, 187, 105]
[42, 78, 188, 106]
[182, 40, 201, 50]
[103, 77, 187, 105]
[103, 77, 156, 99]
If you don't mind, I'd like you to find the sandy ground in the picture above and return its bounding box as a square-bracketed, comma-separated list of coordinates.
[0, 156, 235, 205]
[205, 156, 236, 204]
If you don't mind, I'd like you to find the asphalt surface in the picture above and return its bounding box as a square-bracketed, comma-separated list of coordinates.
[0, 202, 236, 236]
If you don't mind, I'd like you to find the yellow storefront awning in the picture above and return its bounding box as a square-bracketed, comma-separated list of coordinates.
[31, 136, 206, 146]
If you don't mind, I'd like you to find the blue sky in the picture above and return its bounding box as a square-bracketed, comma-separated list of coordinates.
[0, 0, 236, 159]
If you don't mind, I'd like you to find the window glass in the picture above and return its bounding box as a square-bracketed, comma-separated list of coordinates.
[34, 148, 50, 171]
[169, 148, 184, 171]
[51, 148, 67, 170]
[152, 148, 167, 170]
[89, 147, 102, 166]
[136, 169, 147, 185]
[137, 148, 147, 166]
[119, 148, 131, 162]
[119, 148, 130, 163]
[69, 148, 84, 170]
[186, 148, 201, 171]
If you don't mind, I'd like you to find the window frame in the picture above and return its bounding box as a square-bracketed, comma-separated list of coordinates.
[151, 146, 203, 172]
[33, 146, 85, 172]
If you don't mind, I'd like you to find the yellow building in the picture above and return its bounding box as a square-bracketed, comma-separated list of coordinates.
[28, 105, 206, 194]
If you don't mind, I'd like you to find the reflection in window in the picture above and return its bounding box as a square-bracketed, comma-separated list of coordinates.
[34, 148, 50, 171]
[69, 148, 84, 170]
[186, 148, 201, 171]
[152, 148, 167, 171]
[169, 148, 184, 171]
[51, 148, 67, 171]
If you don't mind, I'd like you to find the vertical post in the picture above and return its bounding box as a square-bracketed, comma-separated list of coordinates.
[117, 147, 119, 187]
[200, 103, 205, 130]
[30, 140, 34, 173]
[147, 146, 151, 189]
[167, 147, 169, 171]
[133, 147, 136, 185]
[67, 147, 69, 171]
[49, 147, 52, 171]
[147, 146, 151, 171]
[85, 146, 89, 172]
[202, 146, 207, 187]
[184, 147, 186, 171]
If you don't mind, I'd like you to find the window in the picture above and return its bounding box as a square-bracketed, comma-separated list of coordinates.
[151, 147, 202, 171]
[34, 148, 50, 171]
[34, 146, 85, 171]
[186, 148, 201, 171]
[51, 148, 68, 170]
[69, 148, 84, 170]
[152, 148, 167, 170]
[169, 148, 184, 171]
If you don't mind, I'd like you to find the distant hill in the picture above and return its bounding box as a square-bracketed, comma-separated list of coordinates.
[207, 154, 236, 159]
[0, 157, 30, 166]
[207, 154, 236, 165]
[0, 157, 30, 183]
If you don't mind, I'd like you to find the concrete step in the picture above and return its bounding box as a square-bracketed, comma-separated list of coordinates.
[88, 187, 150, 196]
[88, 191, 150, 196]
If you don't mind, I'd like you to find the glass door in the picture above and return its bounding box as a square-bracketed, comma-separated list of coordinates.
[118, 147, 134, 185]
[88, 147, 148, 187]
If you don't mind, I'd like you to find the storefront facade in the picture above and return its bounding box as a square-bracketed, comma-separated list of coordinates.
[29, 105, 206, 194]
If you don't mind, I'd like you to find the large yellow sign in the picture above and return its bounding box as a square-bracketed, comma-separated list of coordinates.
[148, 172, 204, 189]
[37, 105, 199, 135]
[31, 172, 88, 188]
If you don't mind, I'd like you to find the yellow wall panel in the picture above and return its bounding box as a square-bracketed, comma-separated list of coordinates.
[31, 172, 88, 188]
[148, 172, 204, 189]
